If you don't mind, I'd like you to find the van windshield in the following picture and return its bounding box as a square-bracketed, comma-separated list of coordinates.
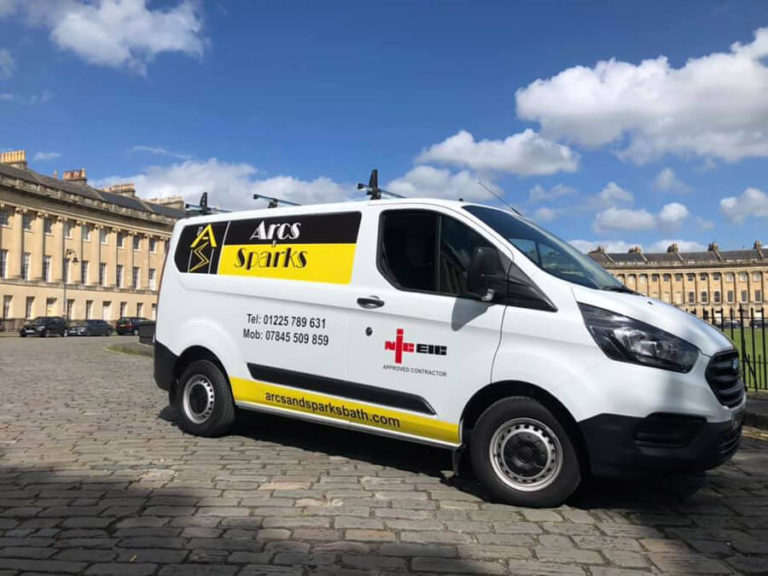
[464, 205, 625, 290]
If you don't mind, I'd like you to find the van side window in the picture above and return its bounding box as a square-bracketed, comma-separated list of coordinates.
[379, 211, 438, 292]
[379, 210, 495, 296]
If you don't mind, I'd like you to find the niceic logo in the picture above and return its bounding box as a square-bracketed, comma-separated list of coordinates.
[384, 329, 447, 364]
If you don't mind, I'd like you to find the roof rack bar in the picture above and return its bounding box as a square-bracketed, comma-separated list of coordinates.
[358, 169, 404, 200]
[253, 193, 301, 209]
[185, 192, 231, 214]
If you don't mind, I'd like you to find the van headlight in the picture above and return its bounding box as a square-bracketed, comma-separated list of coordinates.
[578, 303, 699, 373]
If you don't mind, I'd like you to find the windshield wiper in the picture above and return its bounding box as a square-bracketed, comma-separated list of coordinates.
[604, 285, 635, 293]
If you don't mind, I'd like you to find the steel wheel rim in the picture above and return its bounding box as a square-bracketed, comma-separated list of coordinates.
[489, 417, 562, 492]
[182, 375, 215, 424]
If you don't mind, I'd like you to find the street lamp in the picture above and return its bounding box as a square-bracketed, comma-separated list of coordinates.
[63, 248, 78, 321]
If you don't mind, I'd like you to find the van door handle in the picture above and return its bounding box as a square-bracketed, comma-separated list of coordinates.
[357, 296, 385, 309]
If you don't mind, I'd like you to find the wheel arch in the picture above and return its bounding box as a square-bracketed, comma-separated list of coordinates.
[174, 345, 230, 383]
[460, 380, 590, 473]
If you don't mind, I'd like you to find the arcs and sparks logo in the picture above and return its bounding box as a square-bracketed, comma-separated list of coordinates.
[385, 329, 447, 364]
[189, 224, 218, 272]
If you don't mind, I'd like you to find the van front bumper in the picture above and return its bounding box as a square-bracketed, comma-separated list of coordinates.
[580, 410, 743, 478]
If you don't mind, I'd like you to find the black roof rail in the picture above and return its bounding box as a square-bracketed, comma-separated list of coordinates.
[357, 169, 404, 200]
[253, 193, 301, 209]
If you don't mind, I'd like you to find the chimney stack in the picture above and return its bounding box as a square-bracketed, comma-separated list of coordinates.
[667, 243, 679, 253]
[0, 149, 27, 169]
[105, 183, 136, 197]
[628, 246, 642, 253]
[62, 169, 87, 185]
[146, 195, 185, 210]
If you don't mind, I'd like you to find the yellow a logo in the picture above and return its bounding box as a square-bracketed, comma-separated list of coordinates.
[191, 224, 218, 248]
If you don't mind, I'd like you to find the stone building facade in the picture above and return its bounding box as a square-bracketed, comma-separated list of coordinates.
[589, 242, 766, 323]
[0, 150, 185, 330]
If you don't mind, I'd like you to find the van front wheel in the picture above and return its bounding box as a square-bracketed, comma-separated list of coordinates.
[175, 360, 235, 437]
[470, 397, 581, 508]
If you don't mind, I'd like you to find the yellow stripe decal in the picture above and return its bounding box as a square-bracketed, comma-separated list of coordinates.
[230, 377, 459, 444]
[218, 243, 356, 284]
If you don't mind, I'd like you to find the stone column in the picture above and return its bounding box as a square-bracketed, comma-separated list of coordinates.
[10, 207, 23, 278]
[52, 216, 64, 282]
[31, 212, 44, 280]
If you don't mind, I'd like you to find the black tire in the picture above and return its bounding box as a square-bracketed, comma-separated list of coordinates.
[470, 397, 581, 508]
[175, 359, 235, 437]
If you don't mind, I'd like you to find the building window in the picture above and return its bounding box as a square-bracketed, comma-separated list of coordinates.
[151, 303, 157, 320]
[66, 299, 74, 320]
[756, 290, 763, 303]
[25, 296, 34, 318]
[43, 255, 52, 282]
[22, 214, 32, 231]
[45, 298, 56, 315]
[739, 272, 748, 282]
[81, 260, 89, 284]
[699, 273, 707, 281]
[652, 274, 659, 281]
[99, 263, 107, 286]
[22, 252, 31, 280]
[712, 273, 721, 281]
[754, 272, 763, 282]
[741, 290, 748, 303]
[137, 302, 144, 317]
[102, 301, 112, 321]
[117, 232, 125, 249]
[674, 273, 682, 281]
[663, 274, 671, 282]
[0, 249, 6, 279]
[120, 302, 127, 318]
[0, 208, 9, 227]
[100, 228, 108, 245]
[43, 218, 53, 235]
[132, 266, 140, 289]
[86, 300, 93, 320]
[64, 221, 73, 238]
[727, 290, 734, 303]
[639, 274, 647, 284]
[133, 236, 141, 251]
[2, 295, 11, 319]
[116, 264, 124, 288]
[726, 273, 734, 282]
[700, 291, 708, 304]
[688, 291, 695, 304]
[714, 291, 721, 304]
[686, 273, 695, 282]
[149, 268, 157, 291]
[82, 224, 91, 241]
[149, 238, 157, 253]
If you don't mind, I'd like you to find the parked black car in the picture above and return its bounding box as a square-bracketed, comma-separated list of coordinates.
[19, 317, 68, 337]
[721, 318, 742, 329]
[116, 317, 151, 335]
[67, 320, 114, 337]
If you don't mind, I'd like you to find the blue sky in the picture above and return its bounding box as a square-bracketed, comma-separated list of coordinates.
[2, 0, 768, 253]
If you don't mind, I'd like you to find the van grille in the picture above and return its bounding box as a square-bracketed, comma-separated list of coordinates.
[705, 350, 745, 408]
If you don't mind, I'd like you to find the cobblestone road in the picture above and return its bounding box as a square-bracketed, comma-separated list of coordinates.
[1, 336, 768, 575]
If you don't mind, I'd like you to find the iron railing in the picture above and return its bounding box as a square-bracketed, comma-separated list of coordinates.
[687, 306, 766, 392]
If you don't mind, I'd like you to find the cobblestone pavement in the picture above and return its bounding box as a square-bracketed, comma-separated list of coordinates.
[1, 337, 768, 576]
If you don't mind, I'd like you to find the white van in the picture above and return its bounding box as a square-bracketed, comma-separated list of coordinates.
[155, 198, 745, 507]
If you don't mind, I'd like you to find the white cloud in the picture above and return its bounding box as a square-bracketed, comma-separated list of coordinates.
[569, 239, 637, 253]
[570, 238, 705, 254]
[657, 202, 689, 228]
[0, 48, 14, 79]
[416, 129, 579, 176]
[93, 158, 353, 211]
[594, 181, 633, 207]
[647, 239, 706, 253]
[532, 207, 557, 222]
[3, 0, 205, 74]
[130, 145, 191, 160]
[720, 187, 768, 222]
[33, 151, 60, 161]
[696, 217, 715, 231]
[593, 201, 689, 233]
[386, 166, 488, 201]
[528, 183, 576, 203]
[654, 167, 690, 193]
[593, 207, 656, 233]
[516, 27, 768, 163]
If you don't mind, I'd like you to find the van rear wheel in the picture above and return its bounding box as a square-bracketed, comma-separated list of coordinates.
[175, 360, 235, 437]
[470, 397, 581, 508]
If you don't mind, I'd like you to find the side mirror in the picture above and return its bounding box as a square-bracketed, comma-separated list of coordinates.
[467, 247, 501, 302]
